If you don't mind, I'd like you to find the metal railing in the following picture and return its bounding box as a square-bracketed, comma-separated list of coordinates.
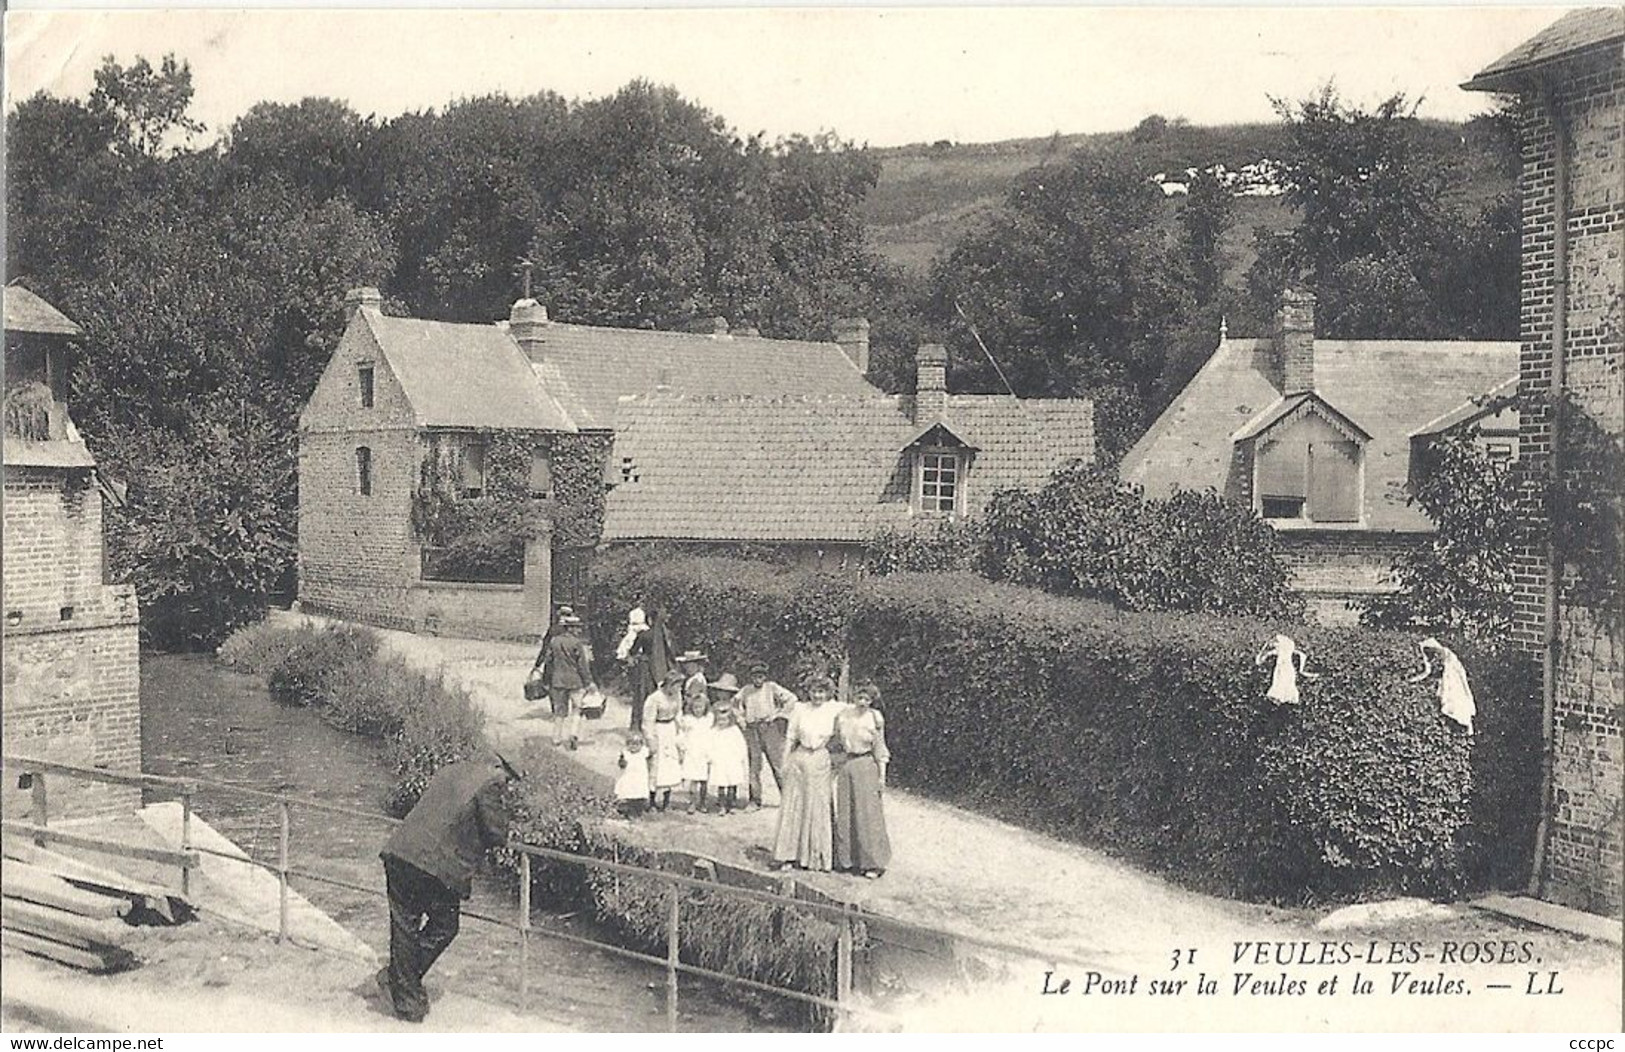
[2, 754, 1103, 1030]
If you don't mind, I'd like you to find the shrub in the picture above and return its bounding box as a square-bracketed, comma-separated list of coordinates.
[588, 552, 1542, 903]
[260, 622, 379, 704]
[865, 518, 985, 576]
[586, 549, 854, 686]
[850, 572, 1531, 902]
[982, 462, 1303, 619]
[381, 677, 487, 815]
[495, 739, 840, 1027]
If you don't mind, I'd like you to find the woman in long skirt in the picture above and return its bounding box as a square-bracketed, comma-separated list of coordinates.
[833, 681, 892, 878]
[771, 676, 844, 871]
[644, 670, 685, 811]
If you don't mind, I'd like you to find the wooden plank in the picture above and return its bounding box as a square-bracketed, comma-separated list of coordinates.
[3, 898, 130, 949]
[1, 928, 137, 973]
[0, 821, 197, 869]
[0, 839, 191, 925]
[1, 863, 130, 919]
[2, 839, 180, 901]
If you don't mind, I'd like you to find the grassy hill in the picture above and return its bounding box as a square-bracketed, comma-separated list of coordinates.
[861, 118, 1516, 279]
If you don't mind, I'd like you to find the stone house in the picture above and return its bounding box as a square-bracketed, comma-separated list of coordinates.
[299, 290, 881, 637]
[2, 285, 141, 819]
[600, 344, 1094, 564]
[1465, 7, 1623, 917]
[1119, 292, 1518, 622]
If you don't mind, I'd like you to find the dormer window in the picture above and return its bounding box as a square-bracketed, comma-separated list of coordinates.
[917, 449, 963, 515]
[1239, 394, 1367, 526]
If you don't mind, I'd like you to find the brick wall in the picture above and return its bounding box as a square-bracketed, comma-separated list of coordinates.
[1275, 530, 1421, 624]
[1, 468, 141, 820]
[298, 427, 423, 629]
[1511, 47, 1623, 917]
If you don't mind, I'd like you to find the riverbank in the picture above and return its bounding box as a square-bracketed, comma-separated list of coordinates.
[284, 611, 1622, 1030]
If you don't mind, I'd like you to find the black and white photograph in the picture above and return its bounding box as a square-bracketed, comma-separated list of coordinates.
[0, 4, 1621, 1036]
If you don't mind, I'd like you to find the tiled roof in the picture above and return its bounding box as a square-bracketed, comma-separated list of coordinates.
[4, 286, 81, 336]
[1465, 8, 1624, 90]
[1120, 338, 1518, 532]
[603, 392, 1093, 544]
[1409, 375, 1519, 438]
[362, 312, 585, 432]
[3, 436, 96, 469]
[516, 322, 879, 427]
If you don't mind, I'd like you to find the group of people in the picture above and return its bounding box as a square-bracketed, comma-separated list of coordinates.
[612, 606, 893, 879]
[373, 602, 894, 1024]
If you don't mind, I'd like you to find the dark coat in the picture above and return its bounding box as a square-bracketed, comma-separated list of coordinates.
[381, 758, 513, 898]
[545, 628, 593, 689]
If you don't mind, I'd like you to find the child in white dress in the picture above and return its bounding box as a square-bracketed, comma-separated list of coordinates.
[679, 693, 713, 813]
[615, 732, 651, 818]
[705, 674, 749, 816]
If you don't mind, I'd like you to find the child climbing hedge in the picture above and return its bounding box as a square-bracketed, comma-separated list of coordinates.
[588, 556, 1542, 903]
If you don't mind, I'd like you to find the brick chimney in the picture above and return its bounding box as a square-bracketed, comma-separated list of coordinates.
[914, 343, 948, 425]
[345, 287, 383, 318]
[1274, 289, 1316, 395]
[833, 317, 870, 374]
[510, 298, 549, 358]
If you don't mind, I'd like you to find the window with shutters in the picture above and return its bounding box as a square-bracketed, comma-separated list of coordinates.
[1254, 415, 1362, 524]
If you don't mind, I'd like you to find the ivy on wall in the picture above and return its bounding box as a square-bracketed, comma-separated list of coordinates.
[410, 428, 612, 581]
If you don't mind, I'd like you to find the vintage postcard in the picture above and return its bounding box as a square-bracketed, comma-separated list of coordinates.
[1, 4, 1620, 1037]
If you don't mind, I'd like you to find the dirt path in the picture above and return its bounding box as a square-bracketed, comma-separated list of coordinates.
[312, 616, 1622, 1030]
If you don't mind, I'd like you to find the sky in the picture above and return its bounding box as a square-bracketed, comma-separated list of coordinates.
[3, 5, 1576, 149]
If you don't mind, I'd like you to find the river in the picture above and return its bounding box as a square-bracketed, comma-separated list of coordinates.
[140, 653, 783, 1032]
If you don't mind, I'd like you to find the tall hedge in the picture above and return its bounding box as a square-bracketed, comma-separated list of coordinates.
[588, 555, 1541, 904]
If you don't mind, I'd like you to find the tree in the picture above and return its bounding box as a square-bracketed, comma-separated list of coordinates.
[982, 462, 1302, 618]
[1242, 85, 1519, 341]
[928, 147, 1195, 459]
[89, 55, 205, 158]
[1360, 431, 1519, 641]
[1179, 167, 1234, 307]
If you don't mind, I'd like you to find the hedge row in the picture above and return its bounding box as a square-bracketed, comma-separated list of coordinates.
[218, 618, 843, 1026]
[587, 554, 1542, 903]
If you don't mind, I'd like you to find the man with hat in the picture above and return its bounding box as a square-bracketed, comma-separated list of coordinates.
[544, 608, 596, 750]
[376, 748, 520, 1023]
[737, 662, 798, 810]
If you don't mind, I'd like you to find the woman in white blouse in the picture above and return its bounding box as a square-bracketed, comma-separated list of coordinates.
[770, 676, 843, 871]
[833, 681, 891, 878]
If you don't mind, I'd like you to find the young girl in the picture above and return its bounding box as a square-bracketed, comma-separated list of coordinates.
[678, 691, 713, 813]
[705, 674, 749, 816]
[614, 732, 651, 818]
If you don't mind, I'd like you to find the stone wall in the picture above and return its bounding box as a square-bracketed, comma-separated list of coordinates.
[1511, 46, 1623, 916]
[1, 467, 141, 820]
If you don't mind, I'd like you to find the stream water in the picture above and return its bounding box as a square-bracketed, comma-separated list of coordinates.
[139, 653, 782, 1032]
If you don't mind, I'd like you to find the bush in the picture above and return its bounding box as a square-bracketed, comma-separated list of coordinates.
[494, 738, 841, 1027]
[260, 622, 379, 704]
[589, 552, 1542, 903]
[865, 518, 985, 575]
[216, 620, 479, 812]
[585, 549, 854, 686]
[851, 572, 1532, 902]
[982, 463, 1303, 619]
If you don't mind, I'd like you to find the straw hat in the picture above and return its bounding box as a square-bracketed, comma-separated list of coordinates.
[674, 650, 708, 664]
[707, 672, 741, 694]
